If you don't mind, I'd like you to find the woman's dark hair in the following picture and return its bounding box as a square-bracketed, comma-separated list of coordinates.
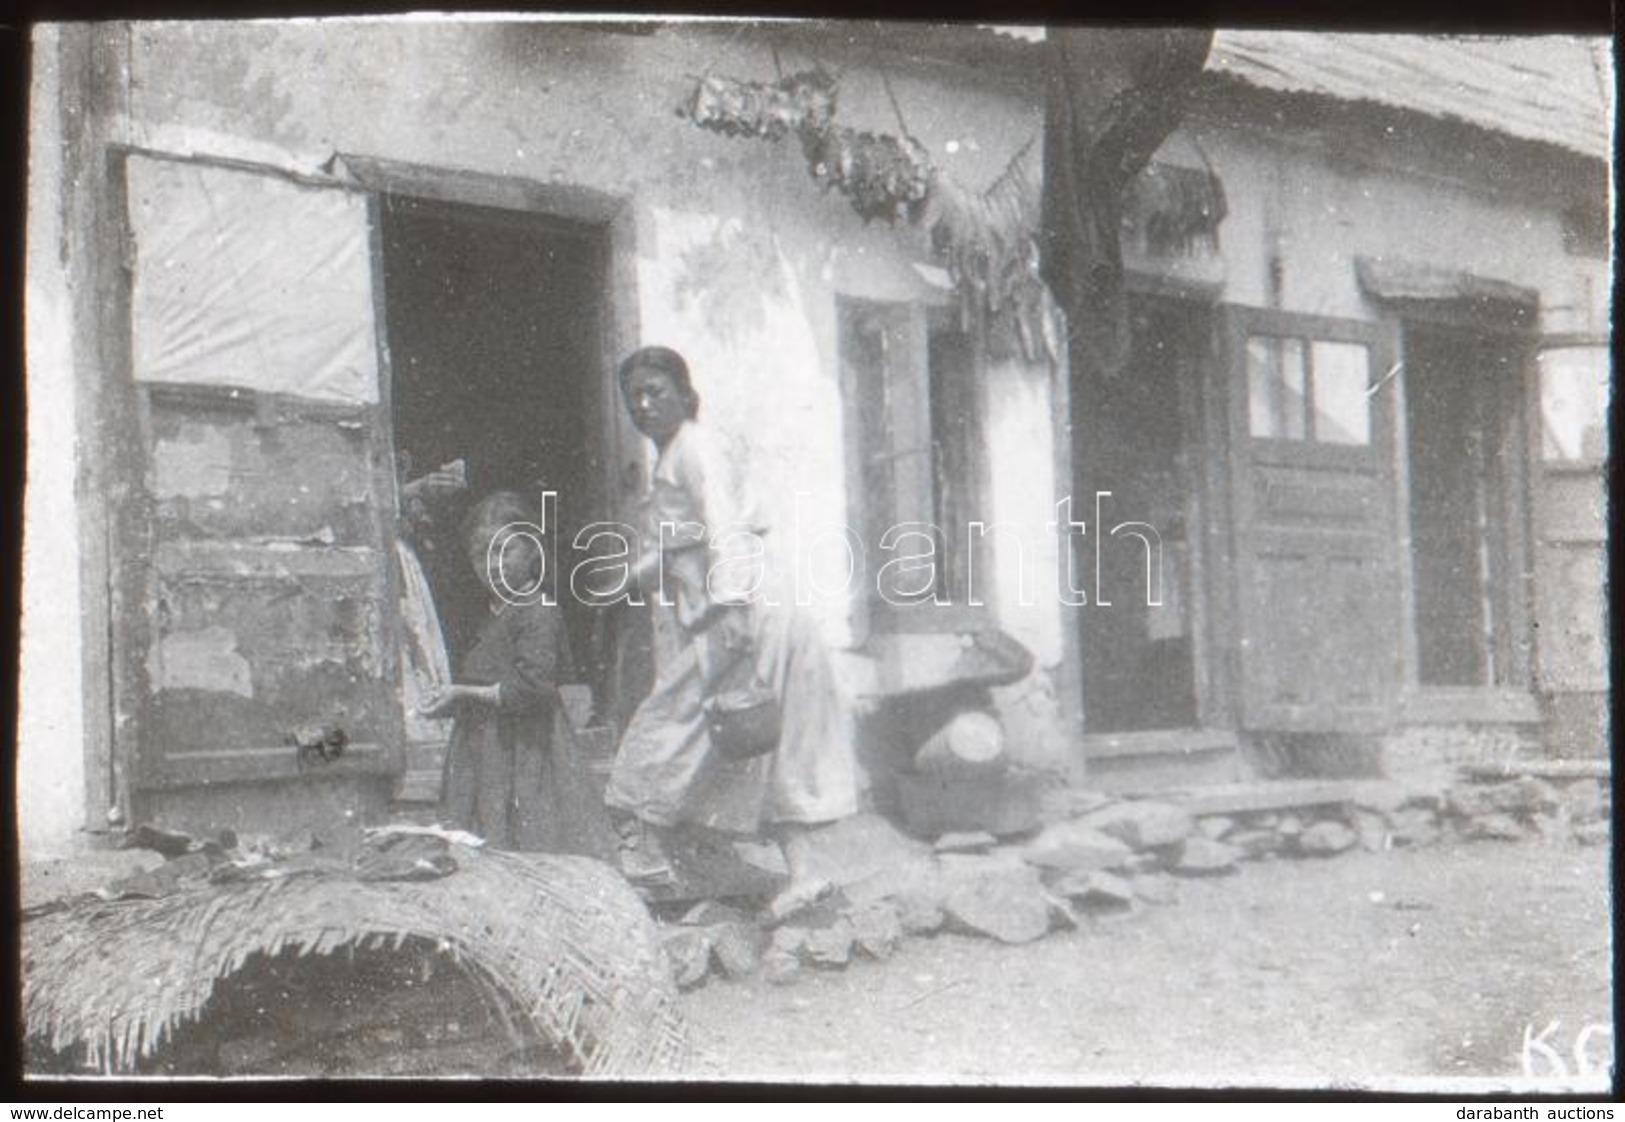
[618, 345, 701, 419]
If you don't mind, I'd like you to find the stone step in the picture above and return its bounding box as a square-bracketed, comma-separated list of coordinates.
[1161, 777, 1436, 817]
[1457, 758, 1611, 782]
[1085, 741, 1245, 796]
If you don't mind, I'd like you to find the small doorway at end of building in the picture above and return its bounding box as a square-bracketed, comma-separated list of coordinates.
[1402, 324, 1530, 690]
[1072, 298, 1208, 735]
[378, 196, 614, 712]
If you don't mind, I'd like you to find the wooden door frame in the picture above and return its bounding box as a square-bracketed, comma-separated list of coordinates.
[63, 24, 139, 838]
[115, 149, 411, 805]
[1070, 286, 1233, 746]
[336, 153, 646, 738]
[102, 149, 642, 818]
[335, 154, 642, 527]
[1391, 307, 1542, 720]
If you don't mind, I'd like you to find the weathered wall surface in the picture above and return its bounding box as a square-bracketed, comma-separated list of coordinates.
[117, 21, 1052, 650]
[23, 22, 1608, 850]
[1164, 104, 1609, 330]
[21, 17, 1071, 850]
[20, 25, 89, 858]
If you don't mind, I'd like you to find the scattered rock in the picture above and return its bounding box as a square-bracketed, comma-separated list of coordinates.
[733, 839, 790, 876]
[1080, 801, 1194, 850]
[943, 863, 1053, 944]
[934, 830, 997, 854]
[1225, 829, 1284, 860]
[796, 812, 935, 894]
[1276, 814, 1303, 838]
[769, 924, 809, 956]
[1040, 787, 1114, 820]
[1131, 873, 1179, 906]
[1196, 816, 1235, 840]
[840, 853, 942, 910]
[1389, 807, 1441, 848]
[1530, 810, 1573, 845]
[762, 949, 801, 985]
[708, 921, 764, 978]
[802, 916, 856, 967]
[1573, 820, 1610, 847]
[1124, 850, 1174, 873]
[1297, 820, 1358, 856]
[893, 890, 947, 936]
[1173, 835, 1240, 876]
[1447, 777, 1561, 820]
[849, 901, 904, 960]
[1020, 822, 1133, 873]
[1080, 871, 1136, 908]
[939, 849, 1027, 879]
[1466, 812, 1528, 841]
[1559, 780, 1607, 824]
[1041, 888, 1081, 930]
[1348, 809, 1391, 852]
[680, 900, 753, 927]
[661, 926, 715, 990]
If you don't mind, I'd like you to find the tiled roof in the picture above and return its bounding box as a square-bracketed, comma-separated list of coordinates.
[1208, 32, 1611, 160]
[977, 26, 1612, 159]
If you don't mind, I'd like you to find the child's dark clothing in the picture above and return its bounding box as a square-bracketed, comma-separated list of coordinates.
[439, 600, 615, 858]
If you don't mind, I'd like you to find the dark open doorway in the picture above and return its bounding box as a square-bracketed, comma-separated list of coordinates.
[378, 196, 608, 674]
[1072, 298, 1205, 734]
[1403, 324, 1526, 687]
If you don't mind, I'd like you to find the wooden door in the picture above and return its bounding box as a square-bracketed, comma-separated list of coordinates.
[1530, 339, 1610, 755]
[119, 152, 402, 826]
[1222, 306, 1404, 733]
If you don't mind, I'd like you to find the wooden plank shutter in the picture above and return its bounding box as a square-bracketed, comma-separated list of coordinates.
[120, 152, 402, 799]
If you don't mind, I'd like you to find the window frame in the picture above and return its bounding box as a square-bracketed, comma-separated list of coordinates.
[1534, 337, 1611, 472]
[837, 294, 988, 634]
[1227, 306, 1392, 474]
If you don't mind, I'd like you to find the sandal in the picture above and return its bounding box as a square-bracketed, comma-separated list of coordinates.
[616, 818, 678, 890]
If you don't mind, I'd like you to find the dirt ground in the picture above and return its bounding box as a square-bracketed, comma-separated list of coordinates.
[679, 839, 1614, 1089]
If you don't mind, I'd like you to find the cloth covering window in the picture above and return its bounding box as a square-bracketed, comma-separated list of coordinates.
[127, 155, 379, 405]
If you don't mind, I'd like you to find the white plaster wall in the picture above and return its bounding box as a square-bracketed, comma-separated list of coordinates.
[1169, 117, 1610, 331]
[980, 356, 1063, 667]
[29, 21, 1609, 811]
[19, 25, 89, 858]
[115, 19, 1049, 661]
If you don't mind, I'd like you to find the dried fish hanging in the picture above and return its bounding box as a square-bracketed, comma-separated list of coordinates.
[1121, 161, 1228, 257]
[678, 64, 1061, 361]
[924, 139, 1063, 365]
[681, 68, 838, 140]
[680, 67, 932, 227]
[801, 127, 933, 225]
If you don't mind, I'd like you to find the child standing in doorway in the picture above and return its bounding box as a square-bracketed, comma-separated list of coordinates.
[420, 491, 614, 858]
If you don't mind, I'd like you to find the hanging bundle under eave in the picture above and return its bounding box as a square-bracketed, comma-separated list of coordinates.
[922, 139, 1063, 365]
[1122, 160, 1228, 257]
[682, 67, 838, 140]
[1040, 27, 1215, 379]
[676, 61, 1067, 365]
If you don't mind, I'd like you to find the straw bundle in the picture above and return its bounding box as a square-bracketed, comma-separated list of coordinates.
[23, 845, 689, 1077]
